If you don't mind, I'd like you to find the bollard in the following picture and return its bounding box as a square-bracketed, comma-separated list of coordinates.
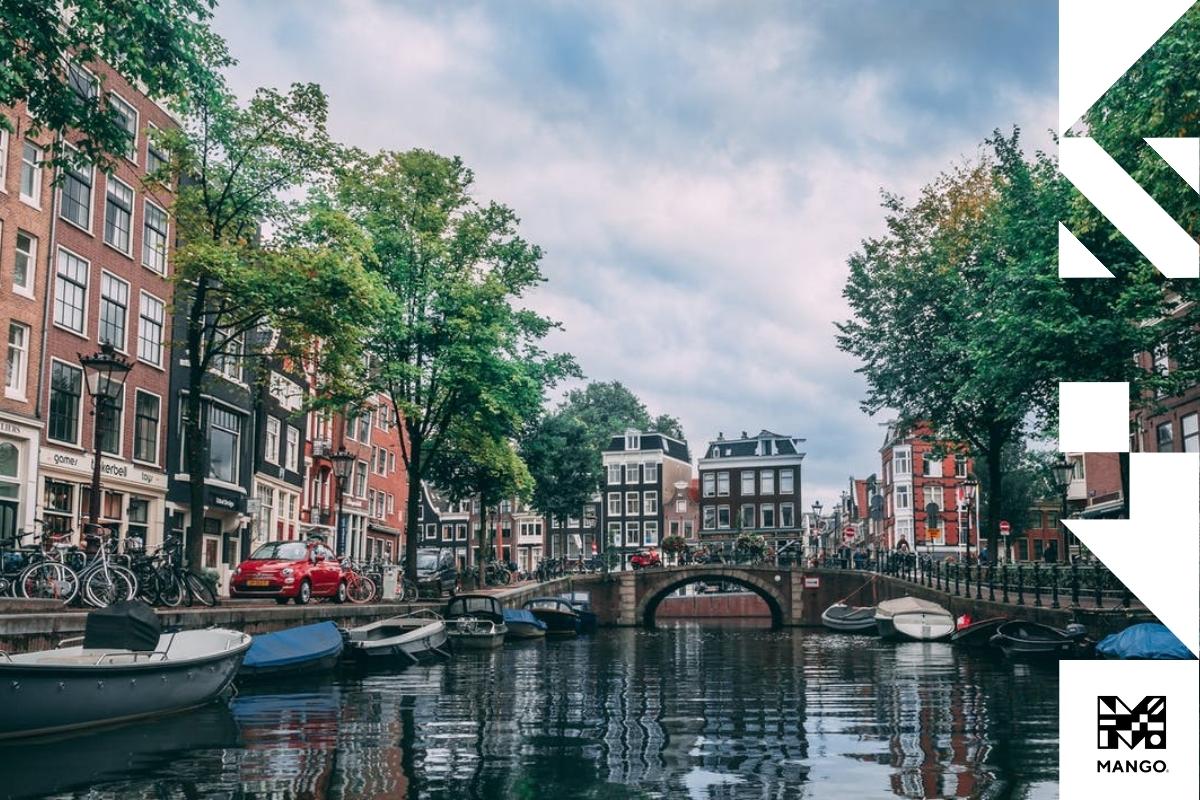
[987, 564, 995, 602]
[1016, 564, 1025, 605]
[975, 563, 983, 600]
[1032, 563, 1042, 607]
[954, 563, 960, 596]
[1001, 564, 1009, 604]
[1070, 561, 1080, 606]
[935, 560, 942, 592]
[1093, 568, 1104, 609]
[1050, 564, 1060, 609]
[965, 561, 971, 597]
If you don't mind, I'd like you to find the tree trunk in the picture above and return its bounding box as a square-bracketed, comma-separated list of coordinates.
[984, 433, 1004, 562]
[475, 504, 488, 590]
[183, 282, 209, 570]
[1118, 451, 1130, 519]
[403, 426, 423, 584]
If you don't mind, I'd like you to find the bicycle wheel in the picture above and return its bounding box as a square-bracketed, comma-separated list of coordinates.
[19, 561, 79, 604]
[402, 578, 418, 602]
[133, 564, 162, 605]
[347, 575, 374, 604]
[83, 566, 136, 608]
[185, 572, 217, 607]
[157, 567, 184, 606]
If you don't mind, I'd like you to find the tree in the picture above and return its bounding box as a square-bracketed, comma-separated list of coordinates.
[521, 411, 599, 563]
[334, 149, 576, 584]
[166, 83, 384, 566]
[0, 0, 230, 169]
[561, 381, 682, 443]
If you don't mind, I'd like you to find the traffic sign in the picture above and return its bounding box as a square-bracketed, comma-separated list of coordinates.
[843, 526, 855, 541]
[999, 520, 1011, 536]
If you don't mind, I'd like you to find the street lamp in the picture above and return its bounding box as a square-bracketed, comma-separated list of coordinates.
[961, 478, 978, 563]
[79, 343, 132, 536]
[330, 447, 355, 556]
[811, 501, 823, 561]
[1051, 457, 1074, 563]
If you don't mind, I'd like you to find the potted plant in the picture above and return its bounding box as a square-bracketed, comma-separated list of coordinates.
[735, 532, 766, 563]
[661, 534, 687, 565]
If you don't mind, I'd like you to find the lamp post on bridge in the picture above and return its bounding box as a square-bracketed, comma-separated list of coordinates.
[330, 447, 355, 557]
[811, 500, 823, 564]
[1051, 457, 1073, 564]
[961, 477, 978, 563]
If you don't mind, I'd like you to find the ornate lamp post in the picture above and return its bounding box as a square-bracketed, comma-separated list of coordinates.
[79, 343, 132, 536]
[330, 447, 355, 556]
[1051, 457, 1074, 563]
[811, 500, 823, 561]
[961, 477, 978, 563]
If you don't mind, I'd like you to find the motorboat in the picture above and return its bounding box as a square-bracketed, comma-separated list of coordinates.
[950, 616, 1008, 648]
[0, 601, 249, 739]
[1095, 623, 1194, 660]
[238, 621, 344, 681]
[874, 597, 954, 641]
[503, 608, 547, 640]
[343, 609, 449, 664]
[989, 620, 1091, 660]
[524, 597, 580, 637]
[445, 593, 508, 650]
[821, 603, 878, 633]
[560, 591, 598, 633]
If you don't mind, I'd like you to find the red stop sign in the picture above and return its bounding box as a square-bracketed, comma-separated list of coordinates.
[999, 520, 1011, 535]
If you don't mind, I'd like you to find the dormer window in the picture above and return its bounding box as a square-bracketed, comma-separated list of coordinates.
[761, 439, 773, 456]
[625, 431, 640, 450]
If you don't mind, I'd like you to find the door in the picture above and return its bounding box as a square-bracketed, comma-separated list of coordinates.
[0, 500, 18, 545]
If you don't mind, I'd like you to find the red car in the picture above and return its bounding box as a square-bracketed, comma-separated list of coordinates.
[230, 540, 346, 604]
[629, 549, 661, 570]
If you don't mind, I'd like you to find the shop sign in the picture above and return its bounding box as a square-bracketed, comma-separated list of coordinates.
[38, 446, 167, 491]
[206, 486, 246, 512]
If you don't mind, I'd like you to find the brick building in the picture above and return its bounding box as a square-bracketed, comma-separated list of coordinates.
[879, 422, 975, 560]
[663, 478, 700, 546]
[250, 364, 307, 554]
[602, 429, 692, 566]
[1132, 332, 1199, 454]
[363, 397, 406, 562]
[697, 429, 804, 553]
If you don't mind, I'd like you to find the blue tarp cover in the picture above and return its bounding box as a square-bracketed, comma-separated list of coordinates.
[1096, 623, 1193, 660]
[243, 621, 344, 669]
[503, 608, 546, 629]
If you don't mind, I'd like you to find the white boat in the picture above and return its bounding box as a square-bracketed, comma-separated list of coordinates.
[875, 597, 954, 641]
[344, 610, 449, 663]
[445, 594, 508, 650]
[821, 603, 878, 633]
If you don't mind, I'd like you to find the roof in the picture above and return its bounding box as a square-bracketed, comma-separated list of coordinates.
[602, 430, 690, 462]
[701, 430, 805, 460]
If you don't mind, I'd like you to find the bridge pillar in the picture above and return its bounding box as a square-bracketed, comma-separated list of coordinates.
[617, 572, 637, 625]
[788, 569, 804, 625]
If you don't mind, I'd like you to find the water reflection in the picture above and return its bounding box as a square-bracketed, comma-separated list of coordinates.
[8, 625, 1060, 800]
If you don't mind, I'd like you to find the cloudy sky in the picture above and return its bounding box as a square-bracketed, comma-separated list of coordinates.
[212, 0, 1057, 508]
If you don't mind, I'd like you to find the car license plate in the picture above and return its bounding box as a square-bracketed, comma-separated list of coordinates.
[247, 579, 270, 587]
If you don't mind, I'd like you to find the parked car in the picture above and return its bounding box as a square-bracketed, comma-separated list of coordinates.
[415, 548, 458, 597]
[230, 540, 346, 605]
[629, 549, 661, 570]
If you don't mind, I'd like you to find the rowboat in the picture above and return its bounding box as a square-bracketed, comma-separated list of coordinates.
[238, 621, 344, 681]
[524, 597, 580, 637]
[1095, 623, 1193, 660]
[343, 609, 449, 663]
[874, 597, 954, 641]
[821, 603, 878, 633]
[445, 594, 508, 650]
[503, 608, 547, 640]
[989, 620, 1091, 660]
[949, 616, 1008, 648]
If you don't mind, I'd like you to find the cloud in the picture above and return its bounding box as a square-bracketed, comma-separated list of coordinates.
[212, 0, 1057, 506]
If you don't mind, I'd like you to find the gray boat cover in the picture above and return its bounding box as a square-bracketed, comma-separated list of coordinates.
[875, 597, 950, 618]
[83, 600, 161, 651]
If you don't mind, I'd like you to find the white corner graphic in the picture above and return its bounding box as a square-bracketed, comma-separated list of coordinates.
[1145, 136, 1200, 193]
[1059, 382, 1128, 452]
[1058, 223, 1115, 278]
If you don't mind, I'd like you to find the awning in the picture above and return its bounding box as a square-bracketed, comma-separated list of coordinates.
[368, 523, 403, 536]
[1078, 499, 1125, 519]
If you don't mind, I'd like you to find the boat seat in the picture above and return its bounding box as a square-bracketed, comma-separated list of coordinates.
[31, 650, 168, 665]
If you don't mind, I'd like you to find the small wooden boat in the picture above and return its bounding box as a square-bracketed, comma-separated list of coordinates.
[524, 597, 580, 637]
[950, 616, 1008, 648]
[238, 621, 344, 681]
[343, 609, 449, 664]
[821, 603, 878, 633]
[560, 591, 598, 633]
[503, 608, 547, 640]
[875, 597, 954, 641]
[989, 620, 1090, 660]
[1096, 623, 1193, 660]
[0, 605, 249, 739]
[445, 593, 508, 650]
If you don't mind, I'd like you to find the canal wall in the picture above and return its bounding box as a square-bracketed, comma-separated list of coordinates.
[656, 592, 770, 618]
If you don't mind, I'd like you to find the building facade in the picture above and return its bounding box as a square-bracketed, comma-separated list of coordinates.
[697, 430, 804, 553]
[663, 478, 700, 547]
[250, 364, 307, 555]
[546, 496, 601, 560]
[879, 422, 975, 560]
[601, 429, 692, 566]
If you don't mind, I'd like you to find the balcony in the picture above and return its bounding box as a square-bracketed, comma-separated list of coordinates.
[311, 439, 332, 458]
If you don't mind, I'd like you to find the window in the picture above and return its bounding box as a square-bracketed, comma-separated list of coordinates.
[213, 332, 242, 381]
[136, 292, 165, 366]
[675, 498, 686, 513]
[0, 128, 6, 187]
[13, 231, 36, 293]
[625, 463, 639, 484]
[358, 410, 371, 441]
[716, 471, 729, 496]
[286, 427, 300, 471]
[388, 451, 396, 473]
[54, 249, 89, 334]
[60, 157, 93, 228]
[895, 485, 910, 510]
[760, 469, 775, 495]
[683, 520, 695, 538]
[68, 62, 97, 100]
[1183, 414, 1199, 453]
[760, 504, 776, 528]
[643, 521, 658, 545]
[702, 506, 717, 530]
[779, 503, 794, 528]
[644, 491, 658, 514]
[353, 461, 367, 497]
[922, 456, 943, 477]
[133, 391, 160, 463]
[607, 464, 621, 484]
[607, 492, 621, 516]
[48, 362, 82, 443]
[20, 142, 42, 205]
[644, 462, 658, 483]
[779, 468, 794, 494]
[702, 473, 715, 497]
[108, 93, 138, 161]
[955, 455, 968, 478]
[6, 323, 30, 397]
[894, 447, 912, 476]
[739, 505, 755, 528]
[895, 518, 913, 544]
[741, 472, 755, 495]
[264, 417, 280, 464]
[625, 433, 640, 450]
[145, 124, 168, 174]
[923, 485, 943, 513]
[206, 405, 242, 483]
[43, 480, 74, 535]
[1156, 422, 1174, 452]
[607, 522, 621, 545]
[104, 177, 134, 253]
[717, 505, 730, 529]
[94, 379, 124, 455]
[669, 520, 680, 536]
[142, 201, 168, 273]
[625, 522, 639, 546]
[625, 492, 640, 515]
[425, 524, 437, 541]
[1026, 510, 1043, 530]
[98, 272, 129, 349]
[456, 524, 467, 541]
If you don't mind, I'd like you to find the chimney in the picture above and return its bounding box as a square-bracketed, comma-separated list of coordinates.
[717, 432, 724, 441]
[741, 431, 748, 439]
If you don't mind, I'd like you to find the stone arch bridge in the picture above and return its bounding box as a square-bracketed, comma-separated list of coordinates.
[610, 565, 807, 629]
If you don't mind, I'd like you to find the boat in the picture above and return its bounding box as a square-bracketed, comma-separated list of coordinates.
[524, 597, 580, 637]
[560, 591, 598, 633]
[821, 603, 878, 633]
[0, 601, 249, 739]
[1095, 623, 1193, 660]
[989, 620, 1091, 660]
[445, 593, 508, 650]
[343, 609, 449, 664]
[950, 616, 1008, 648]
[504, 608, 547, 640]
[874, 597, 954, 641]
[238, 621, 344, 681]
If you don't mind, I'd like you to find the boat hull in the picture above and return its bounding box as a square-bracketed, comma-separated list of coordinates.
[346, 617, 449, 663]
[990, 621, 1090, 660]
[821, 604, 878, 633]
[950, 618, 1007, 648]
[888, 611, 955, 641]
[238, 649, 342, 681]
[505, 621, 546, 640]
[448, 629, 507, 650]
[529, 610, 579, 637]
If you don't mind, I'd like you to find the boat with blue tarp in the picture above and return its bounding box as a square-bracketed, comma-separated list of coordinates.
[503, 608, 547, 639]
[238, 621, 344, 680]
[1096, 623, 1194, 660]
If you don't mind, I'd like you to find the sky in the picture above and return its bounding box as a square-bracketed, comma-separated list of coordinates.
[211, 0, 1058, 510]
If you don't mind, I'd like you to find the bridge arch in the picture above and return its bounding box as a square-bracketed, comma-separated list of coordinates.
[636, 570, 787, 630]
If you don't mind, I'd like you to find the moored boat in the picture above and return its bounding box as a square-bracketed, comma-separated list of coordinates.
[821, 603, 878, 633]
[989, 620, 1090, 660]
[503, 608, 547, 640]
[238, 621, 344, 681]
[524, 597, 580, 637]
[875, 597, 954, 641]
[950, 616, 1008, 648]
[560, 591, 598, 633]
[1095, 623, 1193, 660]
[0, 602, 250, 740]
[445, 594, 508, 650]
[344, 610, 449, 663]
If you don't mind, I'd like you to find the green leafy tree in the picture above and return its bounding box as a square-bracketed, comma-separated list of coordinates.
[334, 149, 576, 583]
[0, 0, 231, 169]
[521, 412, 599, 562]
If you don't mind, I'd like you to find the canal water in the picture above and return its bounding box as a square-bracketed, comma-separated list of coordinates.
[2, 622, 1059, 800]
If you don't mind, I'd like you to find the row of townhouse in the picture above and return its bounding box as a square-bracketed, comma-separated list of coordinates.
[1, 58, 412, 593]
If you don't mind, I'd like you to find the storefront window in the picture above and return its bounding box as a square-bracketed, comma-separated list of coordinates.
[207, 405, 242, 483]
[43, 479, 74, 535]
[127, 497, 150, 545]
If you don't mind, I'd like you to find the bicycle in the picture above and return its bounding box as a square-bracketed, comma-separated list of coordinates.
[76, 527, 139, 607]
[340, 559, 376, 604]
[11, 525, 81, 604]
[153, 535, 217, 608]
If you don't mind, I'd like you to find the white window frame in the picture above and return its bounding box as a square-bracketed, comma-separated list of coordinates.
[264, 417, 280, 464]
[132, 388, 162, 466]
[779, 469, 794, 494]
[97, 382, 126, 457]
[20, 141, 42, 207]
[893, 446, 912, 476]
[625, 522, 639, 546]
[625, 433, 640, 450]
[136, 291, 165, 367]
[643, 521, 658, 546]
[98, 270, 130, 352]
[142, 199, 169, 274]
[285, 426, 300, 472]
[644, 462, 658, 483]
[760, 503, 776, 528]
[59, 150, 93, 232]
[0, 128, 7, 190]
[607, 464, 621, 485]
[607, 492, 621, 516]
[47, 358, 84, 446]
[924, 485, 944, 513]
[5, 321, 31, 399]
[624, 463, 639, 484]
[760, 469, 775, 495]
[895, 485, 911, 510]
[779, 502, 794, 528]
[12, 228, 36, 297]
[717, 505, 731, 529]
[716, 471, 730, 496]
[145, 122, 168, 174]
[644, 491, 658, 514]
[702, 506, 717, 530]
[675, 498, 686, 513]
[702, 472, 715, 498]
[53, 247, 90, 338]
[103, 174, 135, 255]
[107, 90, 139, 163]
[741, 471, 755, 495]
[739, 504, 755, 529]
[625, 491, 640, 515]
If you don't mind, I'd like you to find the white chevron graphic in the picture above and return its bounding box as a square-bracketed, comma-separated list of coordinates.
[1058, 223, 1115, 279]
[1145, 137, 1200, 193]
